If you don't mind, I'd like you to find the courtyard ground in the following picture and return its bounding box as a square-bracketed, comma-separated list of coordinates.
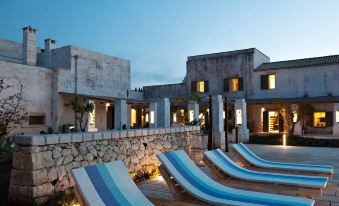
[139, 144, 339, 206]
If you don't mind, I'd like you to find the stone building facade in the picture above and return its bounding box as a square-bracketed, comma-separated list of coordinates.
[1, 26, 339, 140]
[0, 26, 147, 135]
[144, 48, 339, 138]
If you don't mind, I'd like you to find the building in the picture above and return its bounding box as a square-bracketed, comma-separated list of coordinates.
[144, 48, 339, 139]
[0, 26, 151, 135]
[1, 26, 339, 141]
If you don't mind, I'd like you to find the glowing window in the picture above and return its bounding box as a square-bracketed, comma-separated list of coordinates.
[146, 113, 149, 122]
[173, 113, 177, 123]
[196, 81, 205, 93]
[230, 78, 239, 91]
[336, 111, 339, 123]
[293, 112, 298, 123]
[131, 108, 137, 126]
[314, 112, 326, 127]
[268, 74, 276, 89]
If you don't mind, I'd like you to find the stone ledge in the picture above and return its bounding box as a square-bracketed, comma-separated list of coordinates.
[14, 126, 201, 146]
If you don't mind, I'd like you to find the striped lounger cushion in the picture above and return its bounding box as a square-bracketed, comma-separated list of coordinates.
[234, 143, 334, 174]
[205, 149, 327, 188]
[158, 150, 314, 206]
[71, 161, 154, 206]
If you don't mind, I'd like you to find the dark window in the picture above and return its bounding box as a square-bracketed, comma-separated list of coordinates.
[29, 116, 45, 125]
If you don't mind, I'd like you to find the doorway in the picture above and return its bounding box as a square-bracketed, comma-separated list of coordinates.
[107, 105, 115, 130]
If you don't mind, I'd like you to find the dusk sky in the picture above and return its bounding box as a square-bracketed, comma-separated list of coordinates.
[1, 0, 339, 88]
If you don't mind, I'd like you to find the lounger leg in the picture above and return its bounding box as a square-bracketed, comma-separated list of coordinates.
[74, 185, 87, 206]
[158, 165, 191, 201]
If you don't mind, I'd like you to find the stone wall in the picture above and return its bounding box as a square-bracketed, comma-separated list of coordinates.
[9, 126, 201, 205]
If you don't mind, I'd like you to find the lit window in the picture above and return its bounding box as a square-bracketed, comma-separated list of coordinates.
[230, 78, 239, 92]
[197, 81, 205, 92]
[336, 111, 339, 123]
[131, 108, 137, 126]
[146, 113, 149, 122]
[173, 113, 177, 123]
[314, 112, 326, 127]
[268, 74, 276, 89]
[293, 112, 298, 123]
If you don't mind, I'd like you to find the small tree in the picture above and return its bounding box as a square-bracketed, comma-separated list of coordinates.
[277, 100, 294, 136]
[64, 98, 94, 132]
[0, 78, 28, 148]
[297, 103, 315, 135]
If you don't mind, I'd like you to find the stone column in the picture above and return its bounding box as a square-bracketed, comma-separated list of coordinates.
[149, 102, 157, 128]
[188, 101, 199, 125]
[333, 103, 339, 135]
[232, 99, 249, 142]
[114, 99, 127, 129]
[157, 98, 170, 127]
[212, 95, 225, 149]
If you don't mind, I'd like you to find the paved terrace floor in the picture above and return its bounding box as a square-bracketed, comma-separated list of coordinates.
[138, 144, 339, 206]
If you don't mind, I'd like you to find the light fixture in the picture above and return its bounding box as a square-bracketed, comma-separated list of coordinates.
[282, 133, 286, 147]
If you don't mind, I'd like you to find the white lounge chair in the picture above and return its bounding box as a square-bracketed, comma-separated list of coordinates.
[158, 150, 314, 206]
[71, 161, 154, 206]
[204, 149, 327, 192]
[233, 143, 334, 176]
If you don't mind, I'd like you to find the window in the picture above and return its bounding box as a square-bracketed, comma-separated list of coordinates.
[197, 81, 205, 92]
[224, 77, 243, 92]
[314, 112, 326, 127]
[261, 74, 276, 90]
[336, 111, 339, 123]
[29, 115, 45, 125]
[268, 74, 276, 89]
[131, 108, 137, 126]
[191, 80, 209, 93]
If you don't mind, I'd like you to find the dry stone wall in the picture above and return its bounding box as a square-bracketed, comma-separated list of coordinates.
[9, 126, 201, 205]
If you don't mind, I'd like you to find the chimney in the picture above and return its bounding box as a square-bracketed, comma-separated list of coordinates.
[22, 26, 37, 65]
[44, 38, 56, 51]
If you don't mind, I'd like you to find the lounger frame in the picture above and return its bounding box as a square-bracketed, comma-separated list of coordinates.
[231, 146, 333, 180]
[203, 155, 322, 198]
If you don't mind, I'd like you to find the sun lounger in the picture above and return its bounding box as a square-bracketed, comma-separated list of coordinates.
[71, 161, 154, 206]
[204, 149, 327, 196]
[158, 150, 314, 206]
[233, 143, 334, 177]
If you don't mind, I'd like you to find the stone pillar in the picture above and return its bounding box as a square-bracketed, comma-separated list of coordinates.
[114, 99, 127, 129]
[188, 101, 199, 125]
[157, 98, 170, 127]
[212, 95, 225, 149]
[149, 102, 157, 128]
[333, 103, 339, 136]
[127, 104, 131, 129]
[232, 99, 249, 142]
